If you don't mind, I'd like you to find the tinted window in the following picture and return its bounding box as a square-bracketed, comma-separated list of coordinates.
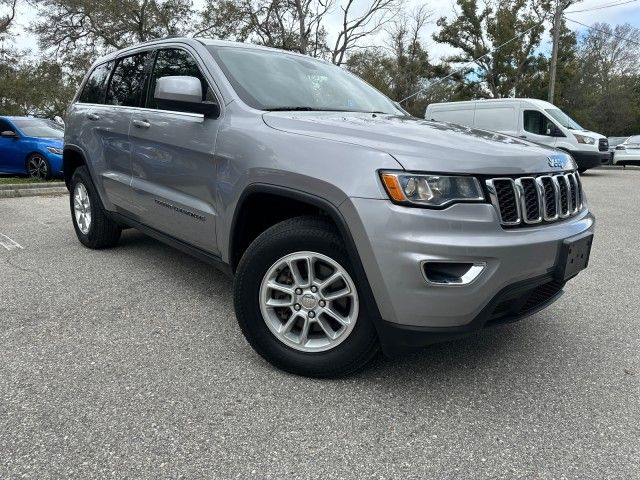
[0, 119, 13, 133]
[79, 62, 113, 104]
[106, 52, 151, 107]
[524, 110, 553, 136]
[11, 118, 64, 138]
[146, 49, 214, 109]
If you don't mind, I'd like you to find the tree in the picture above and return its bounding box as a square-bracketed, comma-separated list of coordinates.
[346, 6, 451, 116]
[197, 0, 332, 56]
[197, 0, 401, 64]
[0, 0, 17, 35]
[32, 0, 195, 58]
[433, 0, 550, 98]
[331, 0, 401, 66]
[0, 54, 76, 116]
[562, 23, 640, 135]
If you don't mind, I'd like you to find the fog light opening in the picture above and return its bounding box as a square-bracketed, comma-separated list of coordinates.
[422, 261, 485, 286]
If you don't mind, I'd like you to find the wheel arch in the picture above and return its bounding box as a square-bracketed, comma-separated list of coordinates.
[62, 145, 87, 190]
[228, 183, 386, 344]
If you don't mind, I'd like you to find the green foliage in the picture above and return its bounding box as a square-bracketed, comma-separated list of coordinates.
[0, 51, 76, 117]
[433, 0, 549, 98]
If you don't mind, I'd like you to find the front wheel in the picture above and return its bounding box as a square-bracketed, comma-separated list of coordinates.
[233, 216, 379, 377]
[26, 153, 51, 179]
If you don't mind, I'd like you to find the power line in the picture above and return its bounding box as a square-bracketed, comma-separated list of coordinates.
[564, 17, 640, 46]
[565, 0, 639, 14]
[399, 20, 545, 103]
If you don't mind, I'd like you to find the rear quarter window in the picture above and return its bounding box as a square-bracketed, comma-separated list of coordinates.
[78, 62, 114, 104]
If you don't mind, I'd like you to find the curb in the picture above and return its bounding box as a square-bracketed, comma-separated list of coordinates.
[0, 184, 68, 198]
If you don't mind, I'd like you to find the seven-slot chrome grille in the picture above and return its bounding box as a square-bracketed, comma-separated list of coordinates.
[486, 172, 583, 227]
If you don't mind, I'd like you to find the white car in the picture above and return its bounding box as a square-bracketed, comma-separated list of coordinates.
[612, 135, 640, 166]
[425, 98, 610, 172]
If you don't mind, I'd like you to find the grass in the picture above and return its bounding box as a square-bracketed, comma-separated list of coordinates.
[0, 176, 62, 185]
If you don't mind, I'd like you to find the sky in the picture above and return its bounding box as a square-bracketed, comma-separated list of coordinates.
[4, 0, 640, 62]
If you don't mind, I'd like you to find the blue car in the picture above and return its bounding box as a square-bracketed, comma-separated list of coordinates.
[0, 116, 64, 179]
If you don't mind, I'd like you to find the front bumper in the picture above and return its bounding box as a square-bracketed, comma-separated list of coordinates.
[340, 198, 595, 334]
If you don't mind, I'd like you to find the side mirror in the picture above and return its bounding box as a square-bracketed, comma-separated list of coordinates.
[154, 76, 219, 117]
[1, 130, 18, 138]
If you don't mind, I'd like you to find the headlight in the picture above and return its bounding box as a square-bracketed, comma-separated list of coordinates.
[573, 134, 595, 145]
[380, 171, 485, 207]
[47, 146, 63, 155]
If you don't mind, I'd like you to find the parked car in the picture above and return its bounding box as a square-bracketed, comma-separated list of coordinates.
[425, 99, 609, 173]
[612, 135, 640, 166]
[0, 116, 64, 179]
[607, 137, 626, 164]
[63, 39, 595, 377]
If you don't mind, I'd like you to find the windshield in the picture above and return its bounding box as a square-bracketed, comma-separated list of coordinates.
[12, 118, 64, 138]
[545, 109, 583, 130]
[208, 46, 403, 115]
[627, 135, 640, 145]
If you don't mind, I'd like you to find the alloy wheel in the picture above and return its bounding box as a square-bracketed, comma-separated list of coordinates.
[259, 251, 359, 352]
[27, 155, 48, 179]
[73, 183, 92, 235]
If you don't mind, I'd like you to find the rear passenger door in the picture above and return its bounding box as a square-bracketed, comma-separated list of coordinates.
[72, 53, 152, 212]
[98, 52, 153, 211]
[129, 47, 221, 254]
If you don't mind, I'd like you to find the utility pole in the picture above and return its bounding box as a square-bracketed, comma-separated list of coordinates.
[548, 0, 574, 103]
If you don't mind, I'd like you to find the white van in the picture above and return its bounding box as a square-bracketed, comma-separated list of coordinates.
[425, 98, 609, 172]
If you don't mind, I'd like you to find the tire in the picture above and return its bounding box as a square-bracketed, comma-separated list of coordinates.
[26, 153, 52, 180]
[233, 216, 380, 377]
[70, 166, 121, 249]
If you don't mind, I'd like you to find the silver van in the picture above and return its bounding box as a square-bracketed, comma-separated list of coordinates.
[64, 38, 595, 377]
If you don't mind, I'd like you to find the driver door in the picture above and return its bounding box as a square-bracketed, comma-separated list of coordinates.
[129, 47, 222, 254]
[520, 109, 557, 148]
[0, 119, 23, 174]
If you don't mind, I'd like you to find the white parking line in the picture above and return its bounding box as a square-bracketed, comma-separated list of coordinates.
[0, 232, 24, 251]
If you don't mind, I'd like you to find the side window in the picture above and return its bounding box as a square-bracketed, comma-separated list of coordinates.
[146, 49, 214, 110]
[0, 119, 14, 133]
[106, 52, 152, 107]
[523, 110, 552, 136]
[78, 62, 113, 104]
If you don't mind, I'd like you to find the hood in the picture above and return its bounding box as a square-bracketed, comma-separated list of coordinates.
[263, 112, 576, 175]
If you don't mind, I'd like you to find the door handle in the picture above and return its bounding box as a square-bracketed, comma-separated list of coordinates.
[519, 135, 527, 139]
[86, 113, 100, 121]
[132, 119, 151, 129]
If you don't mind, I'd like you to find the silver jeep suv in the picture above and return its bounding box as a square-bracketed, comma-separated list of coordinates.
[64, 38, 595, 377]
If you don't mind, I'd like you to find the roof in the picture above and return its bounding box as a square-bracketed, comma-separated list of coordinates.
[92, 37, 319, 65]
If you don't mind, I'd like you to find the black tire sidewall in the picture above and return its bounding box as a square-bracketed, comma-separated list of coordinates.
[69, 166, 120, 249]
[234, 218, 379, 377]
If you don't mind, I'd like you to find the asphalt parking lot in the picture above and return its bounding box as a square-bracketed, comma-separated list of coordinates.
[1, 168, 639, 479]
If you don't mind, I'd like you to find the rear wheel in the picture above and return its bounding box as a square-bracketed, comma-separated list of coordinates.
[70, 166, 121, 249]
[233, 216, 379, 377]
